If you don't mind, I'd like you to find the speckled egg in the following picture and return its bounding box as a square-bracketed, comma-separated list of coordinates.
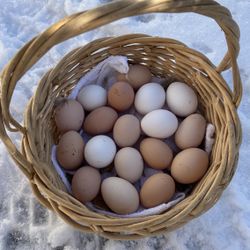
[56, 131, 85, 170]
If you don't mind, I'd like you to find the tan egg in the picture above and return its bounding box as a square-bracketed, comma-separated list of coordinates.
[175, 113, 206, 149]
[113, 114, 140, 147]
[56, 131, 85, 170]
[83, 106, 118, 135]
[140, 173, 175, 208]
[55, 99, 84, 133]
[114, 147, 144, 183]
[127, 64, 152, 89]
[101, 177, 139, 214]
[171, 148, 209, 184]
[108, 81, 135, 111]
[140, 138, 173, 170]
[72, 166, 101, 202]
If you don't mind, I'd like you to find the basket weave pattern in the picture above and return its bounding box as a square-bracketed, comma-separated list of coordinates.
[0, 0, 242, 240]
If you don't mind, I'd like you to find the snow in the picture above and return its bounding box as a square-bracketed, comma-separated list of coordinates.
[0, 0, 250, 249]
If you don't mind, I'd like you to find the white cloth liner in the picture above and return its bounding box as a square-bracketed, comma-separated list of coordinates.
[51, 55, 215, 217]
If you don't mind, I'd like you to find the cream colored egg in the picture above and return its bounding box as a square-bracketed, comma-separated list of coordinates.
[77, 85, 107, 111]
[101, 177, 139, 214]
[141, 109, 178, 138]
[114, 147, 144, 183]
[135, 83, 165, 115]
[166, 82, 198, 117]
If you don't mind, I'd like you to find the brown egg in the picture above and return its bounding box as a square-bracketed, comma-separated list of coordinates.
[113, 114, 140, 147]
[72, 166, 101, 202]
[175, 113, 206, 149]
[101, 177, 139, 214]
[140, 138, 173, 170]
[83, 106, 118, 135]
[55, 99, 84, 133]
[108, 81, 134, 111]
[140, 173, 175, 208]
[171, 148, 209, 184]
[126, 64, 152, 89]
[56, 131, 85, 170]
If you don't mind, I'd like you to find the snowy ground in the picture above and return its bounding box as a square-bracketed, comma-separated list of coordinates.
[0, 0, 250, 249]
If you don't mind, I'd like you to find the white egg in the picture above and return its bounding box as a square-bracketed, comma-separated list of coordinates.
[84, 135, 116, 168]
[134, 83, 165, 115]
[166, 82, 198, 117]
[77, 85, 107, 111]
[141, 109, 178, 138]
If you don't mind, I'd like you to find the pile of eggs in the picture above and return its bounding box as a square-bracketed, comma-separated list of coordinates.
[54, 64, 209, 215]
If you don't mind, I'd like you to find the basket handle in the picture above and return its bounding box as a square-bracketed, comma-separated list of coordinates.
[0, 0, 242, 134]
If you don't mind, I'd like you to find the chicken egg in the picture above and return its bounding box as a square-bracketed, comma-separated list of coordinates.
[140, 173, 175, 208]
[113, 114, 141, 147]
[126, 64, 152, 89]
[83, 106, 118, 135]
[114, 147, 144, 183]
[135, 83, 165, 115]
[140, 138, 173, 170]
[101, 177, 139, 214]
[108, 81, 134, 111]
[72, 166, 101, 202]
[171, 148, 209, 184]
[166, 82, 198, 117]
[77, 85, 107, 111]
[55, 99, 84, 133]
[56, 131, 85, 170]
[141, 109, 178, 138]
[84, 135, 116, 168]
[175, 113, 206, 149]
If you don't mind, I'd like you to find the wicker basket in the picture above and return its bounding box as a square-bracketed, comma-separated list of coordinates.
[0, 0, 242, 240]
